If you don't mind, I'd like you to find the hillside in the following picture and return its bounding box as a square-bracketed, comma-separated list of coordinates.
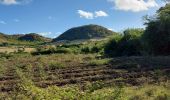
[0, 33, 52, 46]
[18, 33, 51, 42]
[0, 33, 8, 43]
[53, 24, 116, 42]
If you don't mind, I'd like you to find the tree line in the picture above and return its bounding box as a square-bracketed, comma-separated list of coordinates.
[104, 4, 170, 57]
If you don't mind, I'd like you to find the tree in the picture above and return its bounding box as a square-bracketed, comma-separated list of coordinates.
[142, 4, 170, 55]
[104, 28, 144, 57]
[117, 29, 144, 56]
[104, 34, 122, 57]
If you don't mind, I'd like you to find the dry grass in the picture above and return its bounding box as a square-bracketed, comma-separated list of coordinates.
[0, 47, 35, 53]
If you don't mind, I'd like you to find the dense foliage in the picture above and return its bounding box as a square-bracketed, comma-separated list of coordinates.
[104, 29, 144, 57]
[53, 24, 116, 41]
[105, 4, 170, 57]
[142, 4, 170, 55]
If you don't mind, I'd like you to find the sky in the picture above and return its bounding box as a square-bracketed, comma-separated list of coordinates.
[0, 0, 165, 38]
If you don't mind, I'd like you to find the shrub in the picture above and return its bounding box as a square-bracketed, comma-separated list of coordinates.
[0, 52, 13, 59]
[81, 47, 90, 53]
[54, 48, 72, 54]
[91, 46, 101, 53]
[86, 81, 105, 93]
[155, 94, 169, 100]
[32, 47, 72, 55]
[104, 34, 122, 57]
[104, 29, 144, 57]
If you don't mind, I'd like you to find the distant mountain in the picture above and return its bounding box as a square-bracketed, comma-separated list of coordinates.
[18, 33, 51, 42]
[53, 24, 116, 42]
[0, 33, 52, 45]
[9, 34, 24, 39]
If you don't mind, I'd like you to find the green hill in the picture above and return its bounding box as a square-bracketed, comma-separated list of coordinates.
[53, 24, 116, 42]
[18, 33, 51, 42]
[0, 33, 52, 46]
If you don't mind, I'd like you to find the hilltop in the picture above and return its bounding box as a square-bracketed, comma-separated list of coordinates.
[53, 24, 116, 42]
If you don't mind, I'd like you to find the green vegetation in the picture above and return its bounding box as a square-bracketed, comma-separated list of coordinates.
[0, 53, 169, 99]
[104, 28, 144, 57]
[18, 33, 51, 42]
[0, 3, 170, 100]
[142, 4, 170, 55]
[53, 24, 116, 41]
[0, 32, 51, 47]
[104, 4, 170, 57]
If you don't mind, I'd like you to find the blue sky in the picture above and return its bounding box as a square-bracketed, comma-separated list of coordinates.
[0, 0, 164, 38]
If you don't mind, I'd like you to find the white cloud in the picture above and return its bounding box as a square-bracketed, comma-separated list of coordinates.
[0, 0, 32, 5]
[95, 11, 108, 17]
[77, 10, 108, 19]
[78, 10, 94, 19]
[108, 0, 158, 12]
[0, 20, 6, 24]
[0, 0, 17, 5]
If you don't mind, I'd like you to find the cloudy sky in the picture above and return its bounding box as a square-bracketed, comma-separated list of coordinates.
[0, 0, 164, 38]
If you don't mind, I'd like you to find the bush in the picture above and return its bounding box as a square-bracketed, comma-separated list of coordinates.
[86, 81, 105, 93]
[91, 46, 101, 53]
[81, 47, 90, 53]
[0, 52, 13, 59]
[54, 48, 72, 54]
[32, 47, 72, 55]
[104, 34, 122, 57]
[104, 29, 144, 57]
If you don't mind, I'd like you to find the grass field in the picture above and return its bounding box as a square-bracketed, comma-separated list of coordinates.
[0, 53, 169, 99]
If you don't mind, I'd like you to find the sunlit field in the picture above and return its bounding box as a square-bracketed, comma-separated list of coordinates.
[0, 0, 170, 99]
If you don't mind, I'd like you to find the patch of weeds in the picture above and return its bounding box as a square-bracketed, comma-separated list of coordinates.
[129, 95, 144, 100]
[49, 61, 65, 70]
[0, 52, 13, 59]
[0, 65, 6, 77]
[155, 94, 169, 100]
[86, 81, 106, 93]
[154, 69, 164, 77]
[36, 63, 47, 80]
[110, 86, 124, 100]
[145, 89, 154, 97]
[88, 59, 110, 66]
